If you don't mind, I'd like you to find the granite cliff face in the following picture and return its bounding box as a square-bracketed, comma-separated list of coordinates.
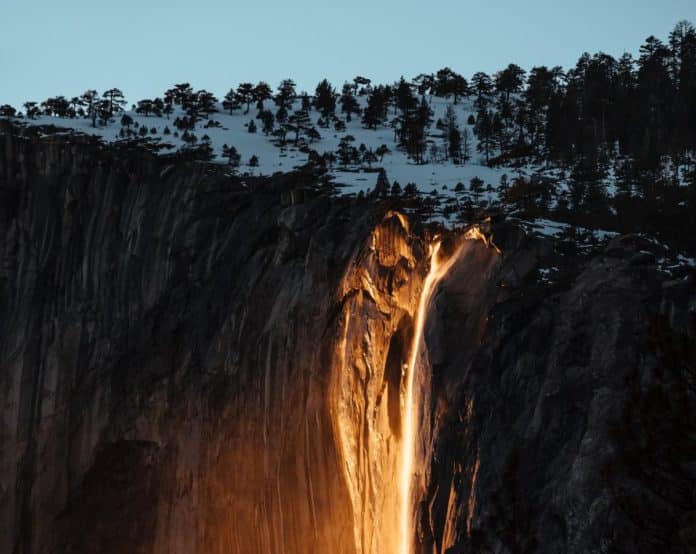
[0, 123, 436, 554]
[1, 123, 695, 554]
[419, 230, 696, 554]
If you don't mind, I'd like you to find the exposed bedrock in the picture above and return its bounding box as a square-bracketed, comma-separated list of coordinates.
[0, 125, 432, 554]
[420, 231, 696, 554]
[1, 124, 695, 554]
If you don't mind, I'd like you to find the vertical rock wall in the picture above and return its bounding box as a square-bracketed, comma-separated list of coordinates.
[420, 231, 696, 553]
[0, 126, 430, 554]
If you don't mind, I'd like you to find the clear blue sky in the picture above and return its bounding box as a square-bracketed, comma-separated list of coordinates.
[1, 0, 693, 109]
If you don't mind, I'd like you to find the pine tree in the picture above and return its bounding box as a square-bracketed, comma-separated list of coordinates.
[276, 79, 297, 110]
[636, 36, 673, 169]
[340, 83, 360, 121]
[194, 90, 218, 119]
[443, 104, 461, 162]
[395, 77, 416, 113]
[362, 148, 377, 168]
[222, 144, 241, 166]
[314, 79, 336, 124]
[300, 92, 312, 112]
[461, 127, 472, 163]
[524, 66, 564, 156]
[152, 98, 164, 117]
[223, 89, 241, 114]
[0, 105, 16, 117]
[491, 111, 505, 159]
[163, 100, 173, 119]
[253, 82, 273, 111]
[433, 68, 469, 103]
[353, 76, 372, 95]
[397, 96, 432, 163]
[469, 176, 484, 204]
[475, 107, 495, 164]
[613, 52, 637, 152]
[166, 83, 194, 108]
[102, 88, 126, 117]
[186, 136, 214, 161]
[286, 108, 311, 144]
[471, 72, 493, 98]
[362, 86, 388, 129]
[136, 99, 154, 116]
[494, 64, 526, 101]
[173, 115, 195, 132]
[276, 105, 288, 124]
[434, 67, 455, 96]
[120, 113, 134, 128]
[81, 90, 101, 127]
[337, 135, 357, 165]
[259, 110, 274, 135]
[23, 102, 39, 119]
[41, 96, 69, 117]
[68, 97, 84, 118]
[164, 88, 176, 109]
[375, 168, 390, 195]
[236, 82, 255, 113]
[413, 73, 434, 96]
[95, 99, 111, 126]
[376, 144, 390, 162]
[451, 74, 469, 104]
[273, 126, 288, 147]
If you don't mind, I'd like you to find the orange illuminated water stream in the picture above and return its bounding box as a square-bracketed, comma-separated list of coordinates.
[398, 228, 495, 554]
[398, 239, 465, 554]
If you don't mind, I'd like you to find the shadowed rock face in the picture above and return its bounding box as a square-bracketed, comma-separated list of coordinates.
[1, 124, 696, 554]
[420, 232, 696, 554]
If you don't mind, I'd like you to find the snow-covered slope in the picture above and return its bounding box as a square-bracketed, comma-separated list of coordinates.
[13, 95, 522, 199]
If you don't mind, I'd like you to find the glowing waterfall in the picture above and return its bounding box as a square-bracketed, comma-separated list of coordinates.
[398, 240, 464, 554]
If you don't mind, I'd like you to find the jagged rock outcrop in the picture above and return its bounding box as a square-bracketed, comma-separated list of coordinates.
[1, 123, 695, 554]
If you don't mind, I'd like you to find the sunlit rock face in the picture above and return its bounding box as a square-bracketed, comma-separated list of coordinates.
[0, 124, 430, 554]
[331, 211, 427, 554]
